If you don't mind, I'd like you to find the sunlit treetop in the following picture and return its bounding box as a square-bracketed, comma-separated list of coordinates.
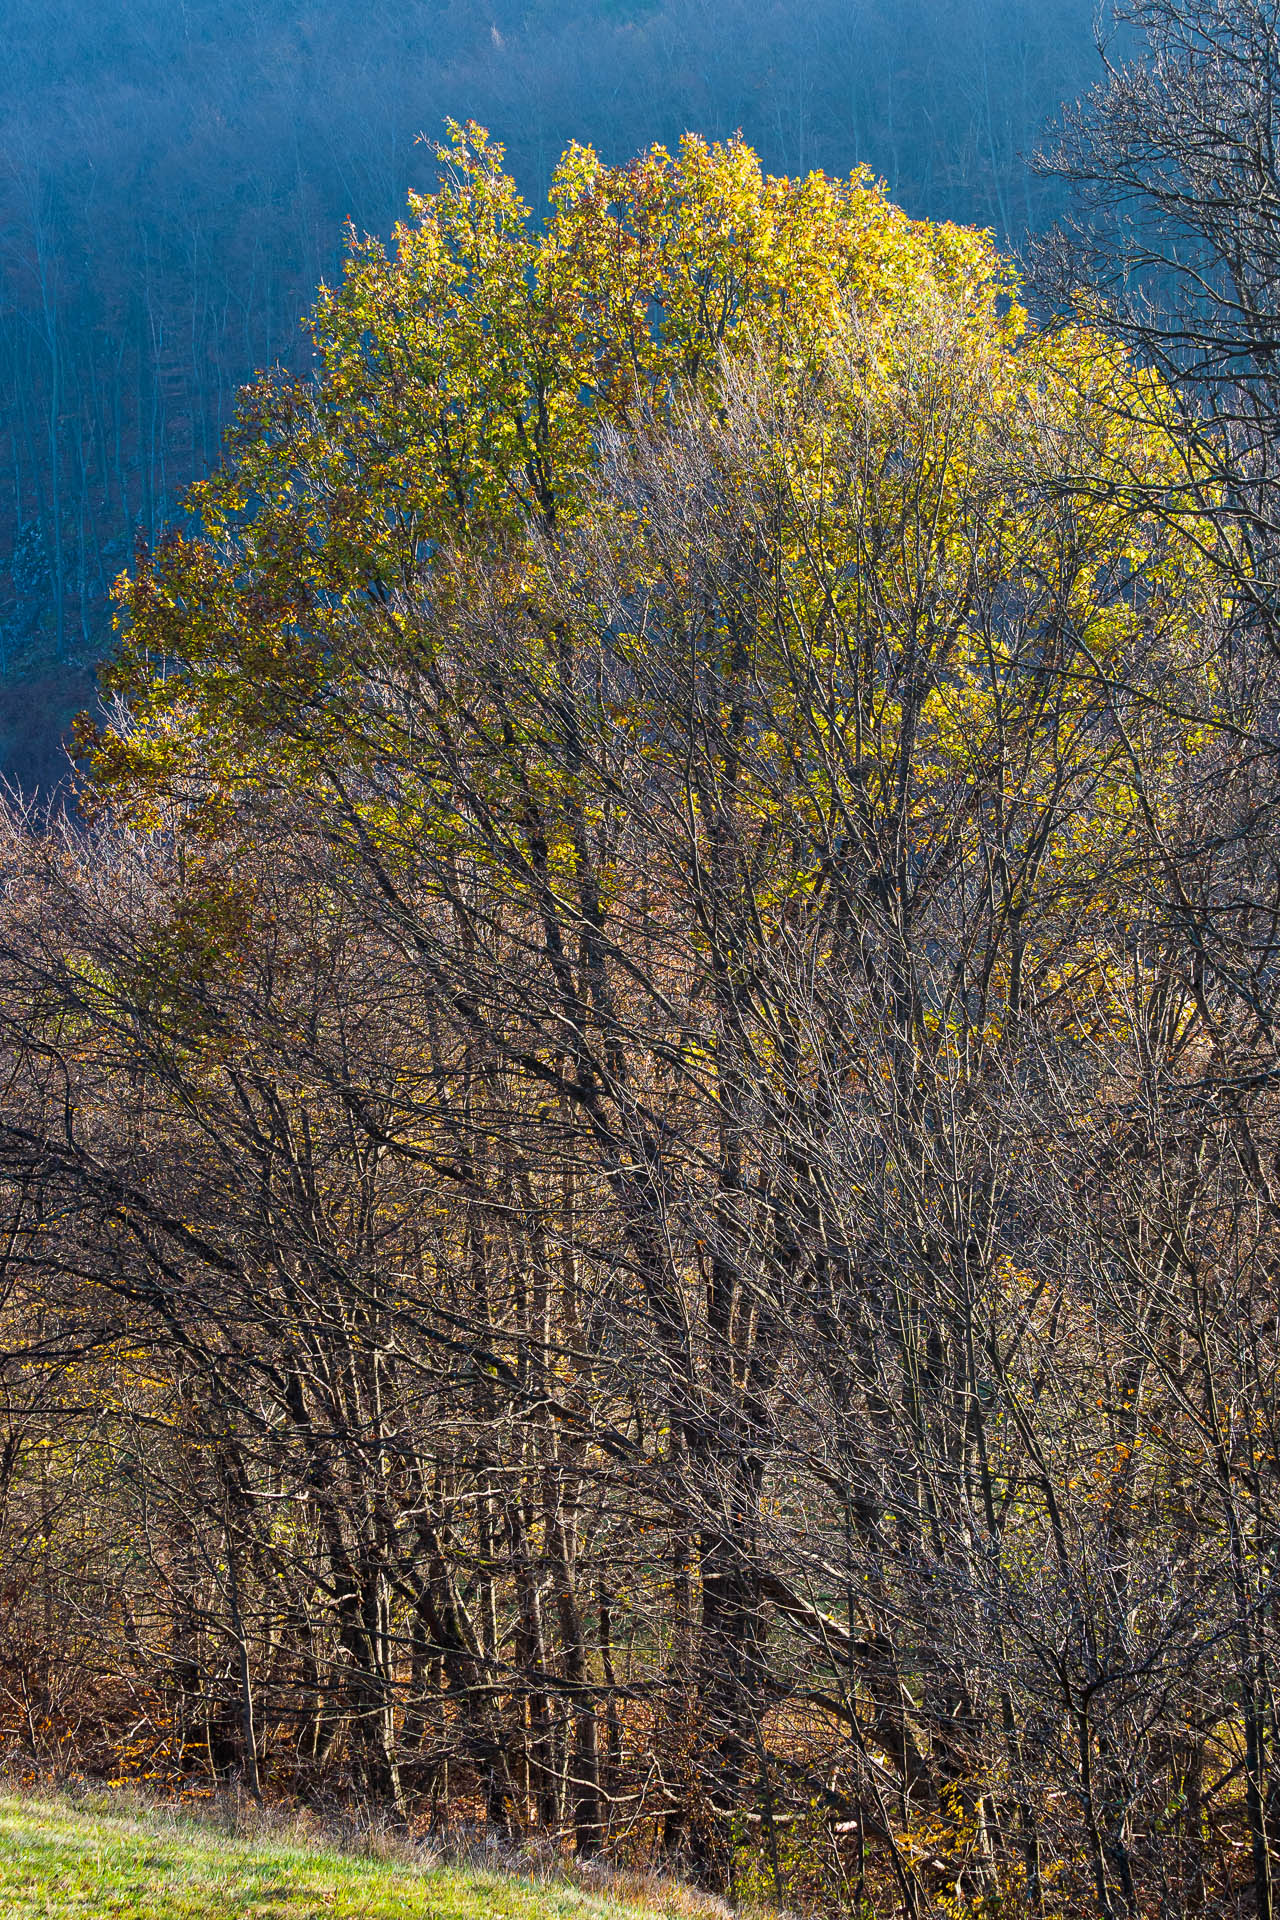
[95, 122, 1215, 878]
[95, 126, 1021, 767]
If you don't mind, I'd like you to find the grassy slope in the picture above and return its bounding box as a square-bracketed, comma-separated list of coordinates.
[0, 1795, 663, 1920]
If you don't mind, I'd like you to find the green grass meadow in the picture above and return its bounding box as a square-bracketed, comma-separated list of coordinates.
[0, 1795, 670, 1920]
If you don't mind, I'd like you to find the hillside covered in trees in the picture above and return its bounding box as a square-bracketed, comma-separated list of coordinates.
[10, 1, 1280, 1916]
[0, 0, 1103, 788]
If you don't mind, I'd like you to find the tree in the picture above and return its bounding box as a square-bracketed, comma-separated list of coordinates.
[1036, 0, 1280, 607]
[2, 128, 1270, 1912]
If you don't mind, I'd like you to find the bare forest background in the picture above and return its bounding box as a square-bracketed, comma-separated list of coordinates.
[0, 0, 1102, 789]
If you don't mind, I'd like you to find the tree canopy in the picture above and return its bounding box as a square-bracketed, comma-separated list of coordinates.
[5, 128, 1279, 1919]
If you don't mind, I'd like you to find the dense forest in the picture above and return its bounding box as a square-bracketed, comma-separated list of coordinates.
[0, 0, 1104, 787]
[12, 1, 1280, 1916]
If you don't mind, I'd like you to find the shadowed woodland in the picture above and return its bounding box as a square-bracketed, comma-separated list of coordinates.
[0, 0, 1101, 787]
